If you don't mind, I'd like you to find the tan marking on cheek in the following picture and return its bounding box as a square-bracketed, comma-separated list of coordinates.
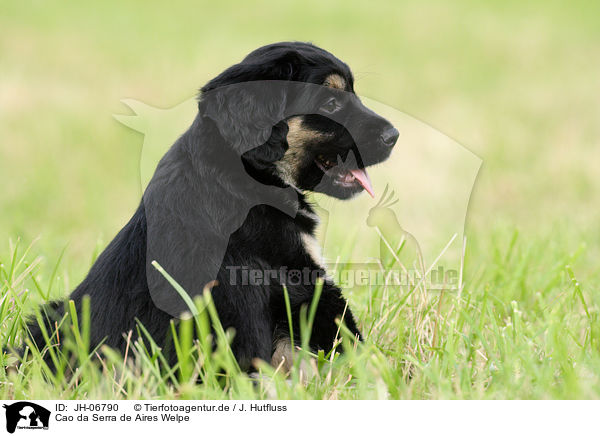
[275, 116, 329, 187]
[323, 73, 346, 90]
[286, 116, 332, 148]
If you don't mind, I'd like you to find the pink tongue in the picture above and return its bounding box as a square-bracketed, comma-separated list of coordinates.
[349, 168, 375, 198]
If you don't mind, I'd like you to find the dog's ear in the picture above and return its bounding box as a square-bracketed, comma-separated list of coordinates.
[198, 51, 307, 153]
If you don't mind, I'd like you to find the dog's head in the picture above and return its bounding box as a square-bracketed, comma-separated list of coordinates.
[198, 42, 398, 199]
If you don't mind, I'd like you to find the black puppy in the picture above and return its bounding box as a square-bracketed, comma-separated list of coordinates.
[27, 42, 398, 372]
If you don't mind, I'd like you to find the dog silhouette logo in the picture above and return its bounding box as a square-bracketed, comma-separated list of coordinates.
[3, 402, 50, 433]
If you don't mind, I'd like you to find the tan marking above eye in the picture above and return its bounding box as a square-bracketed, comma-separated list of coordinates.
[323, 73, 346, 90]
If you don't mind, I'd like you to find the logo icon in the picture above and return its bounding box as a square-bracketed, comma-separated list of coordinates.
[3, 402, 50, 433]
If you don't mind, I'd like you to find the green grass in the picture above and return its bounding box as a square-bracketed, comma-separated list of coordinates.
[1, 0, 599, 399]
[1, 227, 598, 399]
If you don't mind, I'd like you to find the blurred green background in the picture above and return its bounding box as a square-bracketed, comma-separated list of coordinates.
[1, 0, 599, 283]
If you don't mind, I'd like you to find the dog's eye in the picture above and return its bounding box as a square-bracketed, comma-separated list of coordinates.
[320, 98, 341, 114]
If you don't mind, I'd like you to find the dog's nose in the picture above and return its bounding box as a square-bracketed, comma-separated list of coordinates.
[380, 126, 399, 148]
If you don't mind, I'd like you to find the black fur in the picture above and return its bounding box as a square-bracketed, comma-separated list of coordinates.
[25, 42, 398, 372]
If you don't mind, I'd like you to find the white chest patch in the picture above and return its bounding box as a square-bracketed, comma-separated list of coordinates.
[301, 232, 325, 268]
